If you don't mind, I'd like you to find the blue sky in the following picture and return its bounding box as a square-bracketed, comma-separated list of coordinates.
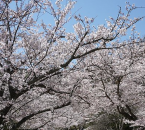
[68, 0, 145, 37]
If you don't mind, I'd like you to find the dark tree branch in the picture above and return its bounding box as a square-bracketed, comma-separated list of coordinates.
[12, 101, 71, 129]
[117, 105, 137, 121]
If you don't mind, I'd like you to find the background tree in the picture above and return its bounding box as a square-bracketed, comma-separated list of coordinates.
[83, 26, 145, 129]
[0, 0, 144, 129]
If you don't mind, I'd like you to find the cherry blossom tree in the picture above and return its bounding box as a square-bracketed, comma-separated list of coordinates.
[0, 0, 144, 129]
[82, 25, 145, 129]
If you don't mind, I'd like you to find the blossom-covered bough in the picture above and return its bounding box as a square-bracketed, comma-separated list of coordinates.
[0, 0, 144, 129]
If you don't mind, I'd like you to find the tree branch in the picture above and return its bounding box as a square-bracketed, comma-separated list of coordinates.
[12, 101, 71, 129]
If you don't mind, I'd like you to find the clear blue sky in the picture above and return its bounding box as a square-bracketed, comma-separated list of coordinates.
[67, 0, 145, 37]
